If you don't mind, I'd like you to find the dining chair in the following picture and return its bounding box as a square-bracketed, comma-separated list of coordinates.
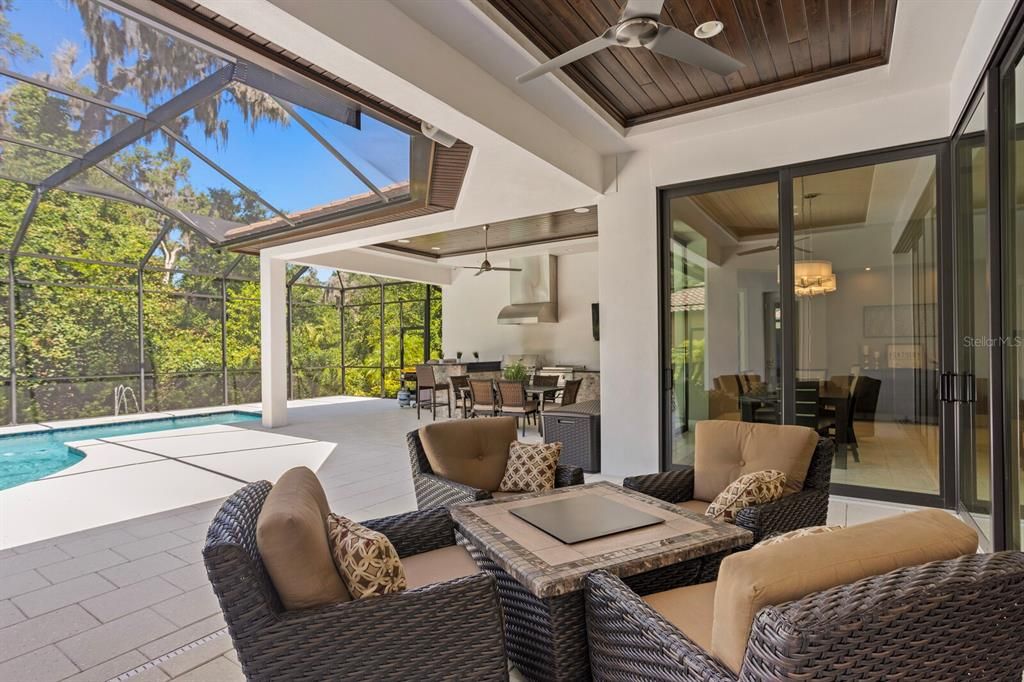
[415, 365, 450, 421]
[449, 374, 470, 417]
[469, 379, 497, 417]
[496, 380, 539, 436]
[531, 373, 559, 409]
[559, 378, 583, 407]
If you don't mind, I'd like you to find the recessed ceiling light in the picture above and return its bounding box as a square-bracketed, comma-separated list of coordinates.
[694, 20, 724, 40]
[574, 207, 590, 214]
[431, 246, 441, 251]
[397, 239, 411, 244]
[864, 267, 872, 271]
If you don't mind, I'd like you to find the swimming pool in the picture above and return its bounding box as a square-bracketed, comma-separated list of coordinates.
[0, 411, 261, 490]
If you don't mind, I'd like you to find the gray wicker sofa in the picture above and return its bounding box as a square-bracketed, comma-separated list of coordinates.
[204, 480, 509, 681]
[408, 416, 584, 509]
[623, 420, 834, 544]
[585, 510, 1024, 681]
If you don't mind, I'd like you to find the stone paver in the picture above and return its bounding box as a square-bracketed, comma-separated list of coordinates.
[0, 645, 78, 682]
[56, 608, 177, 669]
[99, 552, 187, 587]
[0, 604, 99, 663]
[38, 549, 126, 584]
[0, 599, 25, 629]
[0, 569, 49, 600]
[172, 655, 244, 682]
[80, 576, 182, 623]
[12, 573, 116, 618]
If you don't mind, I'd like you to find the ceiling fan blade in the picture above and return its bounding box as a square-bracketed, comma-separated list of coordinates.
[795, 245, 813, 254]
[517, 31, 615, 83]
[620, 0, 664, 20]
[645, 25, 744, 76]
[736, 245, 776, 256]
[456, 265, 484, 270]
[473, 268, 486, 277]
[488, 267, 523, 272]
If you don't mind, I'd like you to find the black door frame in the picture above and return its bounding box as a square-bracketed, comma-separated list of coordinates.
[658, 138, 951, 510]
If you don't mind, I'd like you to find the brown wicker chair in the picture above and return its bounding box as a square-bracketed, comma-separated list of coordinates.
[449, 374, 470, 417]
[204, 481, 509, 681]
[415, 365, 449, 420]
[585, 521, 1024, 681]
[496, 379, 539, 436]
[559, 378, 583, 407]
[469, 379, 497, 417]
[407, 417, 584, 509]
[623, 422, 833, 545]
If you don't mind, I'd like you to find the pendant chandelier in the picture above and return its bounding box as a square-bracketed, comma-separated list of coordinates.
[794, 190, 837, 297]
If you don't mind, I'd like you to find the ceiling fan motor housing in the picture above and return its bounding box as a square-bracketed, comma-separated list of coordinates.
[613, 18, 660, 47]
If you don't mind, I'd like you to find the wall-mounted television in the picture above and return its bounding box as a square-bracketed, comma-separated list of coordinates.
[592, 303, 599, 341]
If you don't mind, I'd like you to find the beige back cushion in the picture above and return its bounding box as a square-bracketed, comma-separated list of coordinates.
[693, 420, 818, 501]
[419, 417, 516, 491]
[256, 467, 351, 609]
[710, 509, 978, 674]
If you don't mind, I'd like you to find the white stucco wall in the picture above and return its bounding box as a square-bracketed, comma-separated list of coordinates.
[440, 250, 600, 368]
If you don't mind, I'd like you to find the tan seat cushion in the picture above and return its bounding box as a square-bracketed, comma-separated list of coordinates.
[642, 581, 716, 653]
[711, 509, 979, 674]
[694, 420, 818, 500]
[402, 545, 480, 589]
[676, 499, 710, 515]
[419, 417, 516, 491]
[256, 467, 351, 609]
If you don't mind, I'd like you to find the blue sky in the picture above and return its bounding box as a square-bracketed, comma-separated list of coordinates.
[5, 0, 410, 215]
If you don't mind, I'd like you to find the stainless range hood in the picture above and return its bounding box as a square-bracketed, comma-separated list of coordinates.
[498, 256, 558, 324]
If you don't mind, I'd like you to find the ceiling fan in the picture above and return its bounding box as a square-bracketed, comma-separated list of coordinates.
[457, 225, 522, 277]
[737, 237, 812, 257]
[516, 0, 743, 84]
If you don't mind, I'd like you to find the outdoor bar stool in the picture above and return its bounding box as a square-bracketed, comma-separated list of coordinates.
[416, 364, 450, 420]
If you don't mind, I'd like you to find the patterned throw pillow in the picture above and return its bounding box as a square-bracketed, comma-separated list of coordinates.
[327, 513, 407, 599]
[705, 470, 786, 523]
[752, 525, 840, 549]
[498, 441, 562, 493]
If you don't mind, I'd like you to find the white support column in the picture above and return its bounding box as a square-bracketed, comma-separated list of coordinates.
[597, 152, 660, 476]
[260, 253, 288, 427]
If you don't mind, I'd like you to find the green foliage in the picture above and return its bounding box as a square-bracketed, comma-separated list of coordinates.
[503, 362, 528, 382]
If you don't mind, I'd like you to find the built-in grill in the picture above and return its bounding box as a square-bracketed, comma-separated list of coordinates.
[535, 365, 587, 385]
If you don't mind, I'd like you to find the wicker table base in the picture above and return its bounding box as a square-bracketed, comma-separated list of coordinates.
[465, 541, 726, 681]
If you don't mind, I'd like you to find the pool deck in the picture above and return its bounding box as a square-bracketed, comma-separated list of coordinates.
[0, 396, 557, 681]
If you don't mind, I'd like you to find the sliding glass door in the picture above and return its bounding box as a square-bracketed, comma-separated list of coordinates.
[1001, 36, 1024, 550]
[661, 146, 946, 504]
[792, 156, 940, 495]
[953, 91, 994, 548]
[662, 177, 780, 467]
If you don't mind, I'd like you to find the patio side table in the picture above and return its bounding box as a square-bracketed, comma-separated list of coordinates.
[451, 482, 751, 682]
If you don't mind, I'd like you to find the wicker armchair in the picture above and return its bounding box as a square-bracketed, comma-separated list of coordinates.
[624, 432, 833, 545]
[586, 550, 1024, 681]
[204, 481, 509, 681]
[408, 421, 584, 509]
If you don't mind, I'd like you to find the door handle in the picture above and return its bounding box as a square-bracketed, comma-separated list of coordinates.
[964, 373, 976, 403]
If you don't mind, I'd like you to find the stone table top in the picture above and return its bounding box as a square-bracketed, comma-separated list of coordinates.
[451, 481, 752, 598]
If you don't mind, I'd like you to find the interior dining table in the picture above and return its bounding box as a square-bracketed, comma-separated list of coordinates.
[738, 386, 854, 469]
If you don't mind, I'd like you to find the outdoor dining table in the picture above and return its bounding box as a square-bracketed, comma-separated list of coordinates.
[456, 382, 562, 421]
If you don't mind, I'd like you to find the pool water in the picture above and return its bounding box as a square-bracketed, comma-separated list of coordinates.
[0, 411, 261, 490]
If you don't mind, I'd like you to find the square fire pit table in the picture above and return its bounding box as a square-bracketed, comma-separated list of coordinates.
[451, 481, 752, 681]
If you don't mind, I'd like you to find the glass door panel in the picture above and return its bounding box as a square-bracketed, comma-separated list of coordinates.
[1003, 52, 1024, 549]
[955, 91, 993, 548]
[665, 181, 780, 467]
[791, 157, 941, 494]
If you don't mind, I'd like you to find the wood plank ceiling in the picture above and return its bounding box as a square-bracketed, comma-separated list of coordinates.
[375, 208, 598, 258]
[488, 0, 898, 127]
